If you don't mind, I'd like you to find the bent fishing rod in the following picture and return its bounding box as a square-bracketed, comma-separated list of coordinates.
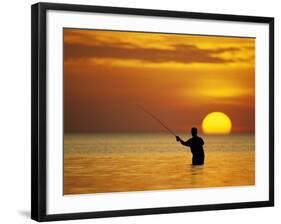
[137, 104, 176, 137]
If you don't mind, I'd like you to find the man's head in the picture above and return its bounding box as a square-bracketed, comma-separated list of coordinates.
[191, 127, 197, 137]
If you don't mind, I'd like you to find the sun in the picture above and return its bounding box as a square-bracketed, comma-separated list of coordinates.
[202, 112, 232, 135]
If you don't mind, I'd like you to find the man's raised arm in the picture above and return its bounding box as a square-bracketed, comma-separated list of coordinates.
[176, 136, 189, 146]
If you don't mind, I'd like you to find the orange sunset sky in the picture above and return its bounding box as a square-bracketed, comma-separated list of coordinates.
[64, 29, 255, 134]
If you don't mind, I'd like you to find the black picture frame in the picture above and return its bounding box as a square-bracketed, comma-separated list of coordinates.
[31, 2, 274, 222]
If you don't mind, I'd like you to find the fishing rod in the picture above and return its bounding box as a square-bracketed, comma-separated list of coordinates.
[137, 104, 176, 137]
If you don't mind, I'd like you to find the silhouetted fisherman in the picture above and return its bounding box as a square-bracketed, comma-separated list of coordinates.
[176, 127, 205, 165]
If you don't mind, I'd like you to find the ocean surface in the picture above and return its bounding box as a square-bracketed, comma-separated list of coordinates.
[64, 133, 255, 195]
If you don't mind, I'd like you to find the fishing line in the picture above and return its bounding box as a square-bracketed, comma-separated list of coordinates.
[137, 104, 176, 136]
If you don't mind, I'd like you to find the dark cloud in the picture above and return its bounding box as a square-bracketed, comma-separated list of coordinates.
[64, 29, 136, 49]
[64, 42, 240, 64]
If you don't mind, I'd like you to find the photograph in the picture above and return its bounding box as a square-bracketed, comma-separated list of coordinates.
[63, 28, 255, 195]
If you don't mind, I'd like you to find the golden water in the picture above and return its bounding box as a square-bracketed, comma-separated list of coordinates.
[64, 134, 255, 195]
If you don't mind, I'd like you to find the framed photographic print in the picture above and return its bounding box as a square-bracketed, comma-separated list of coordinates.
[31, 2, 274, 222]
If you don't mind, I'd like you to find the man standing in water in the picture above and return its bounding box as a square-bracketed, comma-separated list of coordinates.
[176, 127, 205, 165]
